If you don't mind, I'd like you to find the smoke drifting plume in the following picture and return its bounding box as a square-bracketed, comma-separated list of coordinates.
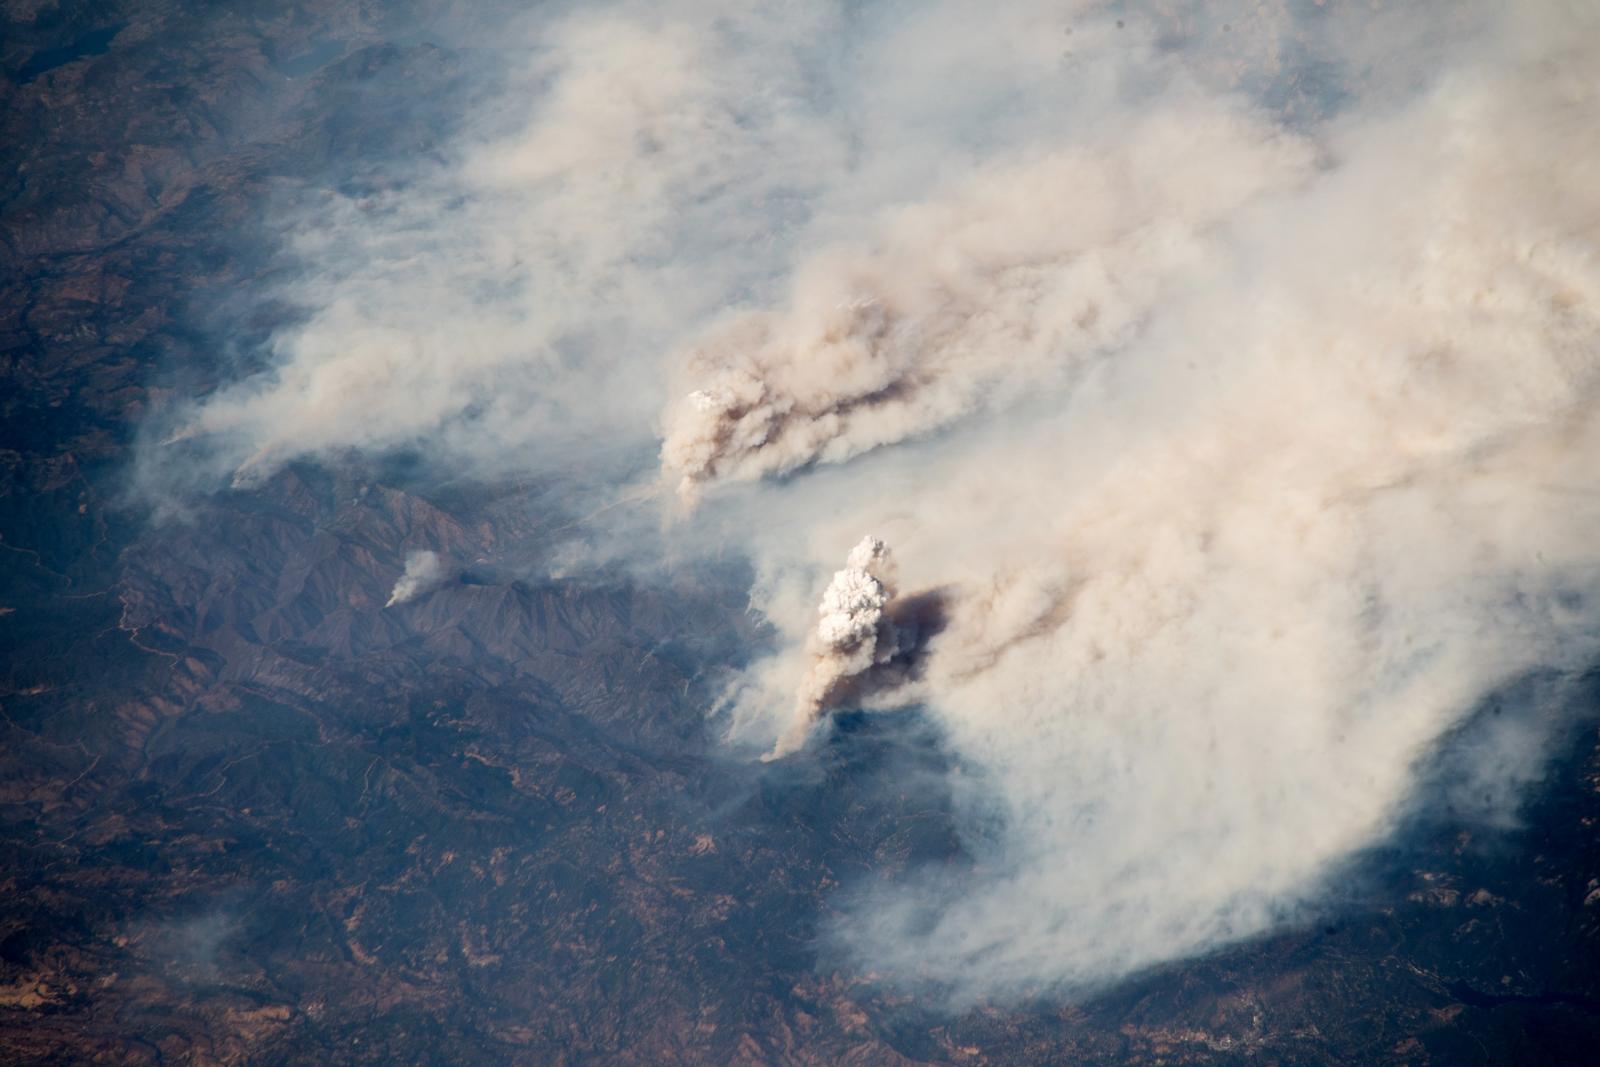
[386, 550, 446, 607]
[148, 0, 1600, 1002]
[704, 2, 1600, 997]
[660, 106, 1312, 502]
[766, 536, 897, 760]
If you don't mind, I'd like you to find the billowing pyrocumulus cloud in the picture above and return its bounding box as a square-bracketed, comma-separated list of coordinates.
[766, 535, 897, 760]
[386, 550, 446, 607]
[147, 0, 1600, 1003]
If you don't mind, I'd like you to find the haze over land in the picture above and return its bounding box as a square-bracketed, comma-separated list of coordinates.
[6, 1, 1600, 1062]
[164, 0, 1600, 998]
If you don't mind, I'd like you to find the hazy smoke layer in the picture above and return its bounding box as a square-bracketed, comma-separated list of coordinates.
[157, 0, 1600, 1000]
[167, 2, 854, 487]
[386, 549, 446, 607]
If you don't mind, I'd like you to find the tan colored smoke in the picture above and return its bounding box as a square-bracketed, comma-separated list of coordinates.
[716, 3, 1600, 994]
[659, 102, 1313, 503]
[764, 536, 898, 760]
[147, 0, 1600, 998]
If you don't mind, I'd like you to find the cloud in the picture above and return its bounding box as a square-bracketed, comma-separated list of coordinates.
[701, 2, 1600, 998]
[766, 535, 897, 760]
[148, 0, 1600, 1001]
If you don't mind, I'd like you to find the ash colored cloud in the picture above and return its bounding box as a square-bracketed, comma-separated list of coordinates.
[766, 535, 897, 760]
[697, 1, 1600, 999]
[660, 103, 1313, 502]
[150, 0, 1600, 1002]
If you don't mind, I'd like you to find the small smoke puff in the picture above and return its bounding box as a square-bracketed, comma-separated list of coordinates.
[386, 550, 446, 607]
[844, 535, 889, 572]
[766, 536, 896, 760]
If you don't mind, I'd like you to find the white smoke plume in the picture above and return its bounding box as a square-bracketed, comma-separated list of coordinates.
[145, 0, 1600, 1002]
[765, 535, 897, 760]
[386, 549, 446, 607]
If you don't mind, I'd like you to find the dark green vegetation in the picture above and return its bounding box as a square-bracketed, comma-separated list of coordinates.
[3, 2, 1599, 1063]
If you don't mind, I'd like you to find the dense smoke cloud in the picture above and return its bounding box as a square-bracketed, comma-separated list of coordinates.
[151, 0, 1600, 1000]
[767, 535, 898, 760]
[660, 105, 1312, 502]
[721, 3, 1600, 997]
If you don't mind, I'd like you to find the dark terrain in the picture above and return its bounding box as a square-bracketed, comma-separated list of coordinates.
[3, 3, 1599, 1063]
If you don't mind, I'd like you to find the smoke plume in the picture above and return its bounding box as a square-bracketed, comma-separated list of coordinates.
[145, 0, 1600, 1001]
[386, 549, 446, 607]
[766, 535, 898, 760]
[706, 1, 1600, 998]
[660, 105, 1312, 502]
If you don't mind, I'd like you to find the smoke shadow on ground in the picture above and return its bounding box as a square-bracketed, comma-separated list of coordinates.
[809, 585, 955, 720]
